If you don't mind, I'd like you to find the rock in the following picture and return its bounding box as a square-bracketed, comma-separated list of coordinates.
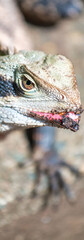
[0, 0, 33, 51]
[17, 0, 83, 26]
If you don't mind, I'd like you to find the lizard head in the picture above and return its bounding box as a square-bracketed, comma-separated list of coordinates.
[0, 51, 82, 133]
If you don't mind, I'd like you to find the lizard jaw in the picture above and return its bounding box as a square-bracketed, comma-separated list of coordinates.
[29, 111, 81, 132]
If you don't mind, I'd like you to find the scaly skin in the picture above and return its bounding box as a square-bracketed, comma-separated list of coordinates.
[0, 50, 82, 133]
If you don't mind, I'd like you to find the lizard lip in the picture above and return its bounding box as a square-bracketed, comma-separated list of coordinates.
[29, 111, 81, 132]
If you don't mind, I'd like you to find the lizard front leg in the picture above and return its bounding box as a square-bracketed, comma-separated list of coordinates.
[25, 127, 81, 205]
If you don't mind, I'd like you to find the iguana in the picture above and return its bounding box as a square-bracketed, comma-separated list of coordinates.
[0, 50, 82, 134]
[0, 0, 83, 203]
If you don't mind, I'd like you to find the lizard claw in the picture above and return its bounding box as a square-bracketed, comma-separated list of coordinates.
[25, 128, 81, 207]
[32, 151, 80, 206]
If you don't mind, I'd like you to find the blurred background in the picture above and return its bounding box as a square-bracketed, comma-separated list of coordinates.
[0, 0, 84, 239]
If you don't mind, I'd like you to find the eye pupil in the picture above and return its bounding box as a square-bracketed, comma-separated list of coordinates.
[26, 80, 31, 85]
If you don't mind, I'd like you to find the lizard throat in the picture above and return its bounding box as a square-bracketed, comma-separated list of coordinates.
[29, 111, 81, 132]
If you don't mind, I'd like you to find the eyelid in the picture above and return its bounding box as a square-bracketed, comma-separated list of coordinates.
[22, 74, 36, 84]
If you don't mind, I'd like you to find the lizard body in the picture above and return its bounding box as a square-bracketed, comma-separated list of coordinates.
[0, 50, 82, 133]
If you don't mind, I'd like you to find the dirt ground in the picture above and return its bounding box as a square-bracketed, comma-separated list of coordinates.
[0, 5, 84, 240]
[0, 179, 84, 240]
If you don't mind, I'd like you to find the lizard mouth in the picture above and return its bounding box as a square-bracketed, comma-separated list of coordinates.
[29, 110, 81, 132]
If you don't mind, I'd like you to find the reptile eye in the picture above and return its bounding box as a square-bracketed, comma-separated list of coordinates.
[22, 76, 34, 90]
[15, 68, 37, 97]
